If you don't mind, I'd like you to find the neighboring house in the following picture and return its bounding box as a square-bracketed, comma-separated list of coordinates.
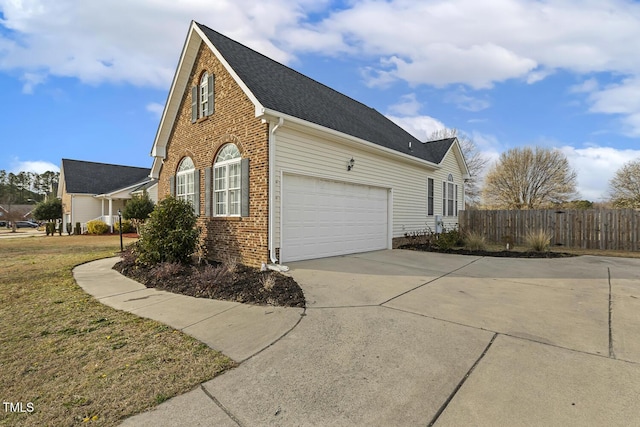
[150, 21, 469, 267]
[58, 159, 156, 232]
[0, 204, 35, 222]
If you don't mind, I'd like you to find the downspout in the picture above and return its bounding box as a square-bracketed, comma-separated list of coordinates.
[268, 117, 284, 267]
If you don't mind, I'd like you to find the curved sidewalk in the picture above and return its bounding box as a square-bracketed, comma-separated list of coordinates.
[73, 257, 305, 363]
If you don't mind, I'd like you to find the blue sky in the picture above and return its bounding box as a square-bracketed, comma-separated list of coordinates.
[1, 0, 640, 202]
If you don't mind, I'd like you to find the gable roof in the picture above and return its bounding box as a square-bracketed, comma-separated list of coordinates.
[60, 159, 151, 195]
[195, 23, 453, 165]
[151, 21, 468, 177]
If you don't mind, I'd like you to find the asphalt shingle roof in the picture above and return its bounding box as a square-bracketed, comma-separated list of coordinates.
[61, 159, 151, 195]
[196, 22, 454, 165]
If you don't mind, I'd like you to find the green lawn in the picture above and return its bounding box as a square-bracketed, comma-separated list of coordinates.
[0, 235, 234, 426]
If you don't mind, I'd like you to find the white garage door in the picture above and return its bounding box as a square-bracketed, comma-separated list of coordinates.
[281, 175, 389, 262]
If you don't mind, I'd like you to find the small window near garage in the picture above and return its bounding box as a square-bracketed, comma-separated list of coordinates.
[427, 178, 434, 216]
[443, 174, 458, 217]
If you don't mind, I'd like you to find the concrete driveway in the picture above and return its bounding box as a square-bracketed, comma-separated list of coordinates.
[194, 250, 640, 426]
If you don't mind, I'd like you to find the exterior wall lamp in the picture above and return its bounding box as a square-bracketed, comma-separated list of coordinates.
[347, 158, 355, 171]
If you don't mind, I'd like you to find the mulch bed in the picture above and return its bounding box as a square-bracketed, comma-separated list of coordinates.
[113, 260, 305, 308]
[399, 244, 576, 258]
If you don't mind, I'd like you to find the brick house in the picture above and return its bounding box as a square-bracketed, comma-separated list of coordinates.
[150, 21, 469, 267]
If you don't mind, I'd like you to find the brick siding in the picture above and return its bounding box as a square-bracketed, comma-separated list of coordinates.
[158, 43, 269, 267]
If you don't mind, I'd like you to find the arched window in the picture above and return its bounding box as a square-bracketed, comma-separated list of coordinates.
[442, 174, 458, 217]
[200, 73, 209, 117]
[191, 72, 214, 122]
[177, 157, 196, 209]
[214, 144, 241, 216]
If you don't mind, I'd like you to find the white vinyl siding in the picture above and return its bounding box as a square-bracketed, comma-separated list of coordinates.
[273, 125, 465, 248]
[72, 195, 103, 224]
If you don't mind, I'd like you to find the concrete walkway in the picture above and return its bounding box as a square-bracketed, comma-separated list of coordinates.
[73, 258, 305, 363]
[74, 251, 640, 426]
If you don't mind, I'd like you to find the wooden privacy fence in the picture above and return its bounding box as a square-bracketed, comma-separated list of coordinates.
[459, 209, 640, 251]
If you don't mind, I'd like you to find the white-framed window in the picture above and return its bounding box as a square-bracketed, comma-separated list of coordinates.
[200, 73, 209, 118]
[442, 174, 458, 217]
[427, 178, 434, 216]
[214, 144, 241, 216]
[176, 157, 196, 209]
[192, 72, 214, 122]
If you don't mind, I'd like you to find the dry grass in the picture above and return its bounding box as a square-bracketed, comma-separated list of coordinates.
[0, 235, 234, 426]
[464, 231, 487, 251]
[525, 229, 552, 252]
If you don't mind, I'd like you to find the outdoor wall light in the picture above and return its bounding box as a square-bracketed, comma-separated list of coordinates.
[347, 157, 355, 171]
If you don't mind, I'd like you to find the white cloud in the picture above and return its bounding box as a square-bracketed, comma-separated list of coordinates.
[146, 102, 165, 119]
[3, 0, 640, 138]
[560, 145, 640, 201]
[10, 159, 59, 174]
[386, 114, 445, 141]
[387, 93, 422, 116]
[20, 72, 46, 93]
[445, 88, 491, 112]
[570, 78, 599, 94]
[0, 0, 321, 89]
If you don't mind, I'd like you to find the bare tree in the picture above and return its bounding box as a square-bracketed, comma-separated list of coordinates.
[427, 128, 488, 206]
[482, 146, 577, 209]
[609, 159, 640, 208]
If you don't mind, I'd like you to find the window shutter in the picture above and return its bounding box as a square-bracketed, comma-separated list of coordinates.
[169, 175, 176, 197]
[241, 158, 250, 217]
[191, 86, 198, 122]
[204, 167, 212, 217]
[193, 169, 200, 216]
[207, 74, 215, 116]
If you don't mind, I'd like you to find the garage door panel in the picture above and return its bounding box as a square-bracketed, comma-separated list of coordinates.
[282, 175, 388, 262]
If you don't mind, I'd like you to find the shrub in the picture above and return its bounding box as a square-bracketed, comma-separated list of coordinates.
[123, 191, 155, 233]
[74, 222, 82, 235]
[114, 219, 135, 234]
[526, 229, 551, 252]
[435, 226, 464, 250]
[404, 228, 434, 246]
[57, 221, 63, 235]
[87, 220, 109, 235]
[66, 222, 72, 235]
[32, 198, 62, 222]
[260, 272, 276, 291]
[136, 196, 200, 265]
[195, 264, 230, 284]
[464, 231, 486, 251]
[149, 262, 185, 281]
[222, 254, 238, 274]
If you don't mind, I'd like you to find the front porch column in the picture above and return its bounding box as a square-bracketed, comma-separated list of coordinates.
[108, 198, 114, 233]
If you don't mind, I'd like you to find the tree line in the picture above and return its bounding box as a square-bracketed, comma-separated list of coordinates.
[0, 170, 60, 205]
